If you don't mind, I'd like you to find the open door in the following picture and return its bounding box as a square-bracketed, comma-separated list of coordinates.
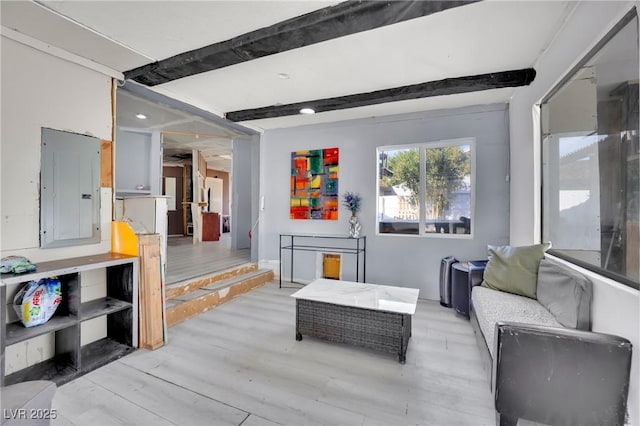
[163, 166, 184, 235]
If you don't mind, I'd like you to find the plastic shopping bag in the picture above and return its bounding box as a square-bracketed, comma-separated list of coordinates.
[13, 278, 63, 327]
[0, 256, 37, 274]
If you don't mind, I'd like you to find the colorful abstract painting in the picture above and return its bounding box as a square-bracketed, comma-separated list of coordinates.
[290, 147, 339, 220]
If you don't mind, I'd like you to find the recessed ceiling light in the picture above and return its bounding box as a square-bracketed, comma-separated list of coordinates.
[300, 108, 315, 115]
[135, 113, 147, 119]
[278, 73, 290, 79]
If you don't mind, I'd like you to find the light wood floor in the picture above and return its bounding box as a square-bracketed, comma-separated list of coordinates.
[166, 234, 250, 285]
[51, 281, 505, 426]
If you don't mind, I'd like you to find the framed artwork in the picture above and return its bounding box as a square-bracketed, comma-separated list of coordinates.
[290, 147, 339, 220]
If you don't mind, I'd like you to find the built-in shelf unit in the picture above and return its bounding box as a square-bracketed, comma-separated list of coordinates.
[0, 253, 138, 386]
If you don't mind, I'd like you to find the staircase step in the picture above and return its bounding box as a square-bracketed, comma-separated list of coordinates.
[166, 269, 274, 327]
[173, 289, 211, 302]
[201, 269, 270, 292]
[165, 263, 257, 299]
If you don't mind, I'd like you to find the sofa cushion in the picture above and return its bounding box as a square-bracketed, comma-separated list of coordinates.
[481, 243, 551, 299]
[536, 258, 592, 331]
[472, 286, 562, 357]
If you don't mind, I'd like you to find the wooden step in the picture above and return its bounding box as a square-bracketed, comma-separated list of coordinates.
[166, 269, 274, 327]
[165, 263, 257, 300]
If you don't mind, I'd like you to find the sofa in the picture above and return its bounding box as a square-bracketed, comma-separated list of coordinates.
[468, 244, 633, 426]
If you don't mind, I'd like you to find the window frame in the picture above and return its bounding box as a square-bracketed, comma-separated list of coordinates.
[538, 7, 639, 290]
[376, 137, 476, 238]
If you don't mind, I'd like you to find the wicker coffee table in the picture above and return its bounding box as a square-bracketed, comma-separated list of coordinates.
[291, 278, 419, 363]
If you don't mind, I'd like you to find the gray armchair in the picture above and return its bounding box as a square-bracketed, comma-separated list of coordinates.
[493, 322, 632, 426]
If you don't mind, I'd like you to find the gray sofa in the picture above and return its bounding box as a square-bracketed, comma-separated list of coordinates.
[469, 256, 633, 426]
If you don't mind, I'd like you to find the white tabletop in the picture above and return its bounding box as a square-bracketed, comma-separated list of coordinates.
[291, 279, 419, 315]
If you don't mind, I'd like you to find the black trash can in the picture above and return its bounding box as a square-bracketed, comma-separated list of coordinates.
[439, 256, 457, 307]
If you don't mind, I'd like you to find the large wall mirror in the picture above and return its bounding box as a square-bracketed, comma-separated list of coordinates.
[541, 9, 639, 288]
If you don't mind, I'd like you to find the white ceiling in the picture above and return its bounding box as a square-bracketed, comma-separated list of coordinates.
[150, 0, 571, 123]
[116, 89, 243, 172]
[2, 0, 576, 137]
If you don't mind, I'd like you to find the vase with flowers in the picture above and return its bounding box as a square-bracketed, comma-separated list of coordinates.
[342, 192, 362, 238]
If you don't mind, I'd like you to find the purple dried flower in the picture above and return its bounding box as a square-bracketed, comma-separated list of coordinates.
[342, 192, 362, 215]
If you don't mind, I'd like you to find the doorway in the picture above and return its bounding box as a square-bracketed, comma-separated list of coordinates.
[205, 177, 223, 213]
[163, 166, 184, 236]
[115, 85, 258, 284]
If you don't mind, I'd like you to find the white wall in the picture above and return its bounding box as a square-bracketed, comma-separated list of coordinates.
[1, 36, 113, 373]
[251, 134, 261, 263]
[232, 136, 258, 252]
[115, 129, 163, 196]
[1, 36, 113, 259]
[509, 2, 639, 423]
[259, 104, 510, 300]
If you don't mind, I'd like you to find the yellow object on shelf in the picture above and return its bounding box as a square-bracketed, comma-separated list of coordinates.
[111, 221, 139, 256]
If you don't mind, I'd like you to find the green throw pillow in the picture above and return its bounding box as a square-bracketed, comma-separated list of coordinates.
[481, 242, 551, 299]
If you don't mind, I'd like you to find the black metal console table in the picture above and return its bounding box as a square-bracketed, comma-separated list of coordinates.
[279, 234, 366, 287]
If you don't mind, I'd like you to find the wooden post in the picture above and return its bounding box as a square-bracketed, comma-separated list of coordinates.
[138, 234, 165, 350]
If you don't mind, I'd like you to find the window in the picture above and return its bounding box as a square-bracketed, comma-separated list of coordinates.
[377, 138, 474, 236]
[541, 10, 639, 289]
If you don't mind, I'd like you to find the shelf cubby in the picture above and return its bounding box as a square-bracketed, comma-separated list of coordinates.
[81, 297, 132, 322]
[4, 324, 80, 386]
[4, 354, 78, 386]
[81, 337, 135, 373]
[5, 316, 78, 346]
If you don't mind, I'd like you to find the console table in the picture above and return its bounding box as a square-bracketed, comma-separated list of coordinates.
[279, 234, 366, 287]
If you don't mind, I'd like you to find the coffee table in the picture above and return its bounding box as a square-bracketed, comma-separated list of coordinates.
[291, 278, 419, 363]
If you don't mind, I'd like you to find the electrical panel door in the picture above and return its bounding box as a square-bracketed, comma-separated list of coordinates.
[41, 128, 101, 248]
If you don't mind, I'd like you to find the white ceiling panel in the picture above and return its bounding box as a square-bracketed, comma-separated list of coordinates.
[42, 0, 339, 61]
[116, 88, 236, 170]
[117, 89, 242, 137]
[1, 0, 152, 70]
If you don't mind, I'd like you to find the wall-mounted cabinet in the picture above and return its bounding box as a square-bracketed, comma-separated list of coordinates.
[0, 253, 138, 386]
[115, 128, 162, 197]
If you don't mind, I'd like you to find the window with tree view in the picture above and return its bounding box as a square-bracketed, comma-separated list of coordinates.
[378, 139, 474, 236]
[541, 10, 639, 289]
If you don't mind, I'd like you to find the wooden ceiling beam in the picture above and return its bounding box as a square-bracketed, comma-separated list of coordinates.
[225, 68, 537, 122]
[124, 0, 478, 86]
